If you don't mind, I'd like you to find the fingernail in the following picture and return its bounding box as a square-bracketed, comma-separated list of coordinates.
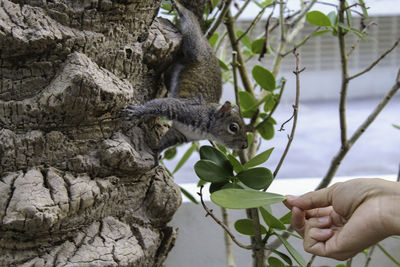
[286, 195, 298, 201]
[318, 216, 330, 224]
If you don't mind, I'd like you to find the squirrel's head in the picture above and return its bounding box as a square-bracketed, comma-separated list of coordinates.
[212, 101, 248, 150]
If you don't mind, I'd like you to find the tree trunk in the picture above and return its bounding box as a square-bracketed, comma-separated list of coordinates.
[0, 0, 182, 266]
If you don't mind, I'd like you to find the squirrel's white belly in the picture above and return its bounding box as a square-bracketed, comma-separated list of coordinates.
[174, 121, 213, 141]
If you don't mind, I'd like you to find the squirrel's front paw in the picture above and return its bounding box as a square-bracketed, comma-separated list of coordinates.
[120, 105, 141, 118]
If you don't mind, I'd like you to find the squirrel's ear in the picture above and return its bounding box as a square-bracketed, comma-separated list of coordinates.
[217, 101, 232, 117]
[232, 105, 239, 113]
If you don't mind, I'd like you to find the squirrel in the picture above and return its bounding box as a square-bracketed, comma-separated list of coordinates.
[123, 0, 248, 164]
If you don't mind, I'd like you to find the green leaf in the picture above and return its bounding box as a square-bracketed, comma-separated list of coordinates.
[216, 143, 228, 154]
[227, 154, 244, 173]
[194, 160, 232, 183]
[251, 38, 265, 54]
[257, 119, 275, 140]
[327, 11, 337, 26]
[335, 264, 346, 267]
[312, 29, 332, 37]
[239, 91, 257, 110]
[199, 145, 233, 173]
[275, 233, 307, 267]
[173, 142, 197, 174]
[393, 124, 400, 130]
[260, 207, 286, 230]
[252, 65, 276, 91]
[306, 11, 332, 27]
[211, 189, 286, 209]
[197, 179, 207, 187]
[263, 94, 275, 112]
[209, 32, 219, 47]
[279, 211, 292, 225]
[236, 30, 252, 49]
[268, 257, 286, 267]
[209, 182, 228, 193]
[270, 249, 293, 266]
[234, 218, 267, 236]
[180, 186, 198, 204]
[218, 59, 230, 71]
[244, 148, 274, 169]
[163, 147, 177, 160]
[359, 0, 369, 18]
[236, 167, 273, 190]
[260, 0, 273, 7]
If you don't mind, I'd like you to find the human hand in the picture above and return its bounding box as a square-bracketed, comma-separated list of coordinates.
[285, 178, 400, 260]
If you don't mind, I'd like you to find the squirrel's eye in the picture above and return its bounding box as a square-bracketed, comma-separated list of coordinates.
[228, 123, 239, 134]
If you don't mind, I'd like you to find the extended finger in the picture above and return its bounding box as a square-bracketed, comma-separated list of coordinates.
[286, 183, 340, 210]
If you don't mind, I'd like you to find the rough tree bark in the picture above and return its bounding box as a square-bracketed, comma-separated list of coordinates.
[0, 0, 183, 266]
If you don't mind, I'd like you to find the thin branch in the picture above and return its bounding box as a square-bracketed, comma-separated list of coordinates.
[222, 207, 236, 267]
[377, 243, 400, 266]
[264, 79, 286, 122]
[233, 0, 251, 20]
[338, 0, 350, 147]
[317, 69, 400, 189]
[198, 186, 253, 250]
[348, 36, 400, 80]
[307, 255, 317, 267]
[258, 7, 275, 60]
[236, 5, 268, 44]
[289, 0, 317, 27]
[397, 163, 400, 182]
[206, 0, 233, 39]
[225, 10, 254, 95]
[232, 51, 241, 113]
[364, 245, 376, 267]
[347, 21, 376, 57]
[346, 258, 353, 267]
[272, 50, 303, 179]
[282, 27, 320, 57]
[279, 113, 295, 132]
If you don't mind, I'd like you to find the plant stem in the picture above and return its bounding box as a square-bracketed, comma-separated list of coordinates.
[338, 0, 350, 147]
[317, 69, 400, 189]
[225, 10, 254, 95]
[199, 186, 253, 250]
[273, 52, 302, 178]
[206, 0, 233, 39]
[247, 209, 265, 267]
[307, 254, 316, 267]
[364, 245, 376, 267]
[348, 36, 400, 80]
[222, 207, 236, 267]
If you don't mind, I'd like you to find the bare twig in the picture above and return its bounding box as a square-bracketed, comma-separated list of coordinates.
[307, 255, 317, 267]
[222, 207, 236, 267]
[282, 27, 320, 57]
[397, 163, 400, 182]
[232, 51, 241, 113]
[272, 50, 303, 179]
[338, 0, 350, 147]
[346, 258, 353, 267]
[198, 186, 253, 250]
[225, 10, 254, 95]
[364, 246, 376, 267]
[289, 0, 317, 27]
[348, 36, 400, 80]
[347, 21, 376, 57]
[317, 69, 400, 189]
[236, 5, 268, 44]
[206, 0, 233, 39]
[233, 0, 251, 20]
[258, 7, 275, 60]
[264, 79, 286, 122]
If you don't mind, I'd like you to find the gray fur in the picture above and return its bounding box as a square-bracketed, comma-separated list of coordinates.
[122, 1, 247, 165]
